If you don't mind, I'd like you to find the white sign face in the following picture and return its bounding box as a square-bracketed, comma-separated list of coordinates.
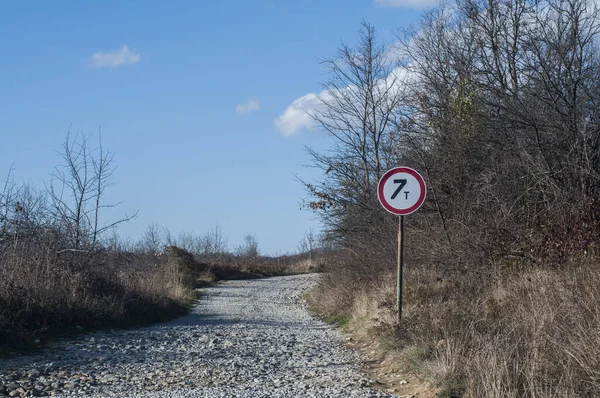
[377, 167, 426, 216]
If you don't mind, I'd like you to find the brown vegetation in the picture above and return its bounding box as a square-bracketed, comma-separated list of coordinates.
[0, 132, 197, 350]
[309, 255, 600, 397]
[304, 1, 600, 396]
[0, 133, 317, 352]
[0, 244, 196, 350]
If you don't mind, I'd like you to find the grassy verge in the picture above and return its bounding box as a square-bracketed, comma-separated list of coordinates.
[0, 247, 198, 355]
[307, 256, 600, 397]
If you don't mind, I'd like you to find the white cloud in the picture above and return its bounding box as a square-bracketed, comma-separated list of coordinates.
[273, 93, 322, 136]
[374, 0, 438, 9]
[90, 45, 141, 68]
[274, 66, 411, 137]
[235, 99, 261, 115]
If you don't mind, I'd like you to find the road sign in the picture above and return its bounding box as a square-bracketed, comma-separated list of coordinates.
[377, 167, 426, 216]
[378, 167, 426, 322]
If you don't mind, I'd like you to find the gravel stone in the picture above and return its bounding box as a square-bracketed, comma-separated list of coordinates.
[0, 274, 397, 397]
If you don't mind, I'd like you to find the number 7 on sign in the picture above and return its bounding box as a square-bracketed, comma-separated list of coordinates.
[391, 179, 407, 200]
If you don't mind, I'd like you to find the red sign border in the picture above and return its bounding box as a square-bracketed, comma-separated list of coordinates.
[377, 167, 426, 216]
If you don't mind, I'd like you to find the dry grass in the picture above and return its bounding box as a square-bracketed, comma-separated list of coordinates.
[0, 242, 197, 351]
[0, 236, 323, 353]
[194, 251, 325, 283]
[454, 262, 600, 398]
[308, 256, 600, 397]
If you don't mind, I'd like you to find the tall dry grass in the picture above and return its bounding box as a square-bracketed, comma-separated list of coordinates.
[309, 256, 600, 397]
[0, 239, 197, 349]
[0, 235, 323, 351]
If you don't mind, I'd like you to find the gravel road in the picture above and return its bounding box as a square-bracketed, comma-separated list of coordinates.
[0, 274, 398, 397]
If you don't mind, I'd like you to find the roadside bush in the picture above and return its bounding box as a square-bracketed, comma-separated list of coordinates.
[0, 240, 197, 348]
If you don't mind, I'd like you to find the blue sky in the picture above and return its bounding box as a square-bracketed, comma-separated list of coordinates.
[0, 0, 433, 254]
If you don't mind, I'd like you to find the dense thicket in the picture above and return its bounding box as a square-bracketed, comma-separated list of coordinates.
[309, 0, 600, 269]
[306, 1, 600, 396]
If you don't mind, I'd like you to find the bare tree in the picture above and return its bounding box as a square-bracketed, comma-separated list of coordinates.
[0, 167, 22, 264]
[307, 21, 403, 198]
[235, 234, 259, 259]
[174, 231, 197, 253]
[48, 131, 137, 258]
[141, 222, 164, 254]
[0, 166, 18, 243]
[198, 224, 228, 257]
[302, 22, 406, 274]
[162, 226, 176, 247]
[298, 227, 317, 263]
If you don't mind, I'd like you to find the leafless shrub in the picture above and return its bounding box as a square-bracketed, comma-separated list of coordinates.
[47, 131, 137, 263]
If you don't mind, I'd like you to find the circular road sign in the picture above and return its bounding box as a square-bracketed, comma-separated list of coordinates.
[377, 167, 426, 216]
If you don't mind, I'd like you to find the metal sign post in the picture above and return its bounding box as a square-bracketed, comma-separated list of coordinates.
[397, 215, 404, 319]
[377, 167, 426, 322]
